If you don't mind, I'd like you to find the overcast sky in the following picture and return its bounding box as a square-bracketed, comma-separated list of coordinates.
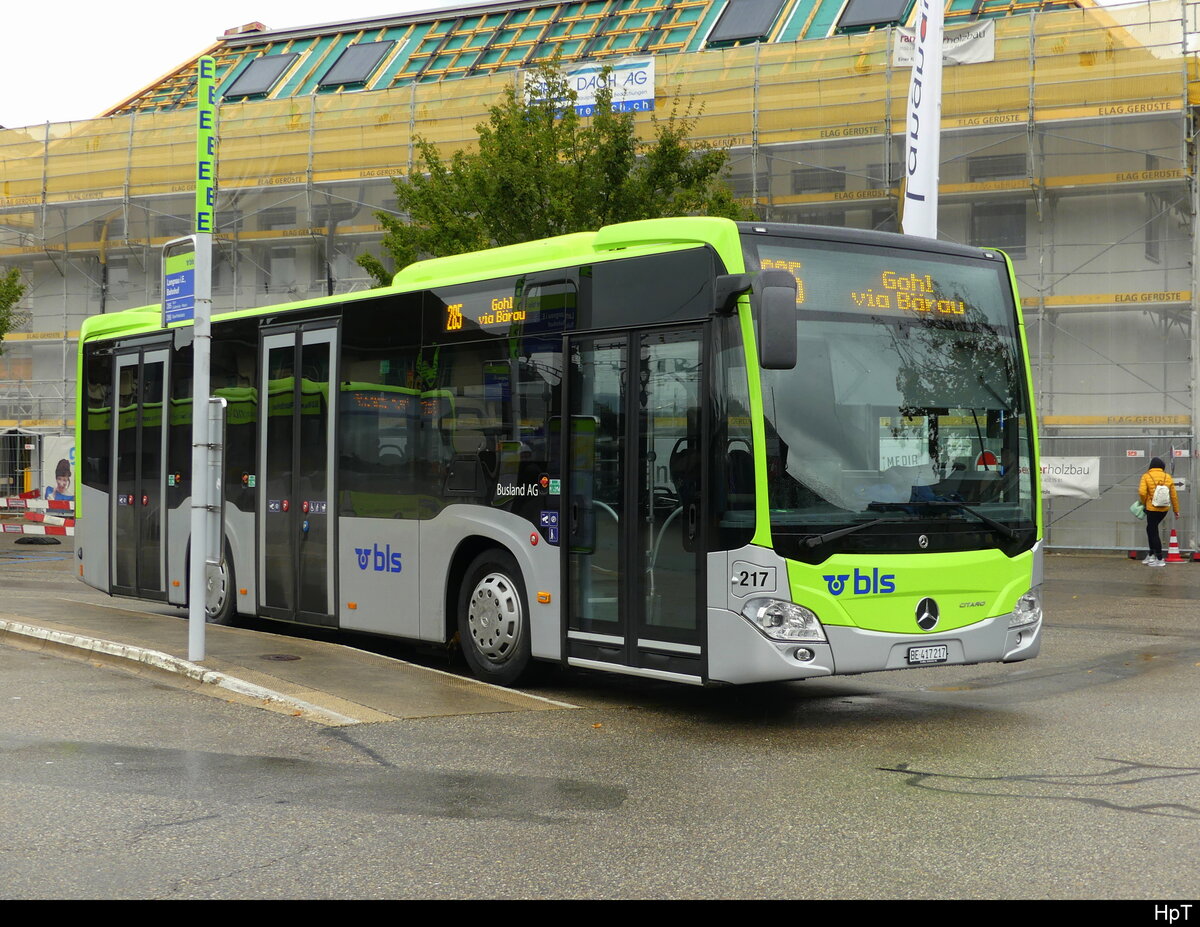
[0, 1, 463, 128]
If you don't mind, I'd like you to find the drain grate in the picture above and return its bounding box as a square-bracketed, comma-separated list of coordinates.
[259, 653, 302, 662]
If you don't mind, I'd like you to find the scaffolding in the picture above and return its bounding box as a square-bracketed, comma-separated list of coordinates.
[0, 0, 1197, 548]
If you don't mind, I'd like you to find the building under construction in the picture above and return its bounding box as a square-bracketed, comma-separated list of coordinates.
[0, 0, 1196, 549]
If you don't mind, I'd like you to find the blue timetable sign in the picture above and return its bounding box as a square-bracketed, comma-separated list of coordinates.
[162, 237, 196, 325]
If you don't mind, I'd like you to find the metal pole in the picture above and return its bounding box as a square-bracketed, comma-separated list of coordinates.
[1180, 0, 1200, 551]
[188, 57, 217, 662]
[1189, 101, 1199, 551]
[751, 43, 760, 207]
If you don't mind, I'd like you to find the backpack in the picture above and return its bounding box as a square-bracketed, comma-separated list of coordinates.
[1152, 481, 1172, 507]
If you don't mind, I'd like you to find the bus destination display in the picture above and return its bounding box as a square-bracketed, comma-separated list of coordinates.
[431, 277, 577, 340]
[758, 244, 982, 318]
[443, 293, 527, 333]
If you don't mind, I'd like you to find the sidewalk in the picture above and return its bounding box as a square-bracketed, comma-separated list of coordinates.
[0, 529, 571, 726]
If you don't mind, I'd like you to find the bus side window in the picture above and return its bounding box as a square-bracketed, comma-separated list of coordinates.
[338, 293, 426, 517]
[83, 350, 113, 492]
[710, 314, 756, 550]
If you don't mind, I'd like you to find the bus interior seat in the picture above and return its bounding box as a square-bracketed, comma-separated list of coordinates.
[727, 447, 755, 505]
[378, 444, 404, 470]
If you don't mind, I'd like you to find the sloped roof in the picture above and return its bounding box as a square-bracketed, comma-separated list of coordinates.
[105, 0, 1094, 115]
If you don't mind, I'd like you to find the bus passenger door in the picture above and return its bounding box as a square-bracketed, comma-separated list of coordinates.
[111, 347, 169, 601]
[564, 326, 707, 683]
[258, 325, 337, 626]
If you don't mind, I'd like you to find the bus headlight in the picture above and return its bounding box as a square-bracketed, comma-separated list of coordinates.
[743, 598, 827, 642]
[1009, 587, 1042, 628]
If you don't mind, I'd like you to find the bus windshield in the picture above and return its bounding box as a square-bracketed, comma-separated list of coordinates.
[742, 232, 1037, 561]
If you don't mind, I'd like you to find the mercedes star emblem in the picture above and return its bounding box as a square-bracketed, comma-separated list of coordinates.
[915, 597, 940, 631]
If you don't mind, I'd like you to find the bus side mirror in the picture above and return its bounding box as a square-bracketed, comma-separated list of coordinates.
[754, 270, 797, 370]
[713, 274, 752, 315]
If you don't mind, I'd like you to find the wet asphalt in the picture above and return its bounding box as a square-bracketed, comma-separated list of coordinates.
[1, 521, 1198, 726]
[7, 525, 1200, 899]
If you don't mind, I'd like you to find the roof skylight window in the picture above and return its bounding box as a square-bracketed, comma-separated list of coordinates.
[707, 0, 787, 45]
[222, 53, 299, 98]
[836, 0, 914, 32]
[318, 41, 394, 87]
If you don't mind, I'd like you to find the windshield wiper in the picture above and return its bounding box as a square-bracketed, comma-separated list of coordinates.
[865, 500, 1019, 540]
[803, 519, 887, 549]
[919, 501, 1019, 540]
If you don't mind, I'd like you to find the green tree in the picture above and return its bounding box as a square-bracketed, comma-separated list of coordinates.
[0, 267, 27, 355]
[358, 65, 751, 285]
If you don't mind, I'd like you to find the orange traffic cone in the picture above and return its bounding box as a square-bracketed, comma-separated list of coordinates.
[1165, 527, 1187, 563]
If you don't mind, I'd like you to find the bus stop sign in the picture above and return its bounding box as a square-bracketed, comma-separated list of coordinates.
[163, 236, 197, 326]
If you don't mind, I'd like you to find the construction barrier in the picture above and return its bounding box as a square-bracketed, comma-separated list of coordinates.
[1, 522, 73, 537]
[0, 494, 76, 536]
[1, 497, 73, 511]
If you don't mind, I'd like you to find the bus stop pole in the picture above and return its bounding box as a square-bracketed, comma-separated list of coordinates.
[188, 57, 217, 662]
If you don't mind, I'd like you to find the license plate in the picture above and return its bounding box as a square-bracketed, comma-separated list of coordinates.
[907, 644, 949, 665]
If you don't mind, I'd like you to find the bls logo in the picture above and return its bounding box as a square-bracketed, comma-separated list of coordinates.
[822, 568, 896, 597]
[355, 544, 402, 573]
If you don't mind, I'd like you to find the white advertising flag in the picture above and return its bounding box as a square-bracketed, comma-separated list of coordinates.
[901, 0, 944, 240]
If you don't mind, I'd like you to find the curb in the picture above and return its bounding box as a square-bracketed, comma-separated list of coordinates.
[0, 617, 363, 726]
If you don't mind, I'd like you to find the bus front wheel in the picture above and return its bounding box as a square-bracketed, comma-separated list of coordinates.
[457, 549, 532, 686]
[205, 551, 236, 626]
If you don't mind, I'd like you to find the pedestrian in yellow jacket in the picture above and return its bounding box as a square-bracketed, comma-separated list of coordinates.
[1138, 457, 1179, 565]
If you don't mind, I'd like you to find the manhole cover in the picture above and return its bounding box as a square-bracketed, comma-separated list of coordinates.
[260, 653, 301, 662]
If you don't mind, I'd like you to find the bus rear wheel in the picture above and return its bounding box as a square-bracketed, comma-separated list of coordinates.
[457, 549, 532, 686]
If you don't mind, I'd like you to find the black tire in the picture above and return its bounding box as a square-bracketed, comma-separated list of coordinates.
[457, 549, 532, 686]
[204, 549, 237, 626]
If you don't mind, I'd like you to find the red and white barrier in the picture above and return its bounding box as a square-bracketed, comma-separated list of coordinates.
[0, 494, 76, 536]
[1, 497, 73, 512]
[22, 511, 74, 527]
[1, 522, 73, 536]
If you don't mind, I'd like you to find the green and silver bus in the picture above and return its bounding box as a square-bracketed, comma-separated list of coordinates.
[77, 217, 1042, 686]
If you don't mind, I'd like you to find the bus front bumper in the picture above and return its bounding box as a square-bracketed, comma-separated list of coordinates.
[823, 613, 1041, 675]
[707, 607, 1041, 685]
